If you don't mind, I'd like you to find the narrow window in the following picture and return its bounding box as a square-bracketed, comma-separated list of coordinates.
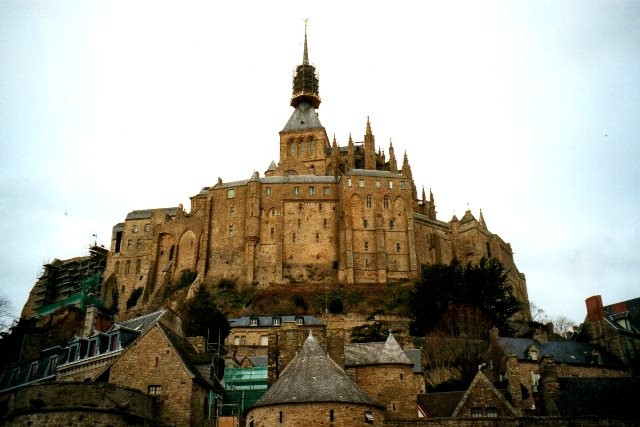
[229, 206, 235, 218]
[227, 188, 235, 198]
[136, 238, 142, 249]
[148, 385, 162, 396]
[346, 178, 352, 187]
[88, 340, 97, 357]
[400, 181, 407, 189]
[239, 336, 246, 345]
[279, 410, 283, 423]
[289, 142, 296, 155]
[115, 231, 123, 252]
[266, 187, 272, 196]
[383, 197, 390, 209]
[297, 219, 301, 228]
[486, 242, 492, 258]
[387, 180, 393, 189]
[110, 334, 118, 351]
[323, 219, 327, 229]
[323, 187, 330, 195]
[135, 258, 141, 274]
[359, 179, 365, 188]
[375, 179, 381, 188]
[228, 225, 234, 236]
[127, 240, 132, 249]
[364, 241, 369, 251]
[133, 224, 138, 233]
[319, 203, 323, 211]
[400, 373, 403, 380]
[316, 233, 320, 242]
[250, 318, 258, 326]
[155, 357, 159, 366]
[396, 243, 401, 252]
[363, 219, 368, 229]
[330, 409, 334, 422]
[300, 140, 305, 156]
[366, 195, 372, 208]
[292, 233, 296, 243]
[296, 317, 304, 325]
[68, 346, 77, 363]
[389, 219, 395, 230]
[169, 245, 174, 260]
[114, 261, 120, 274]
[125, 260, 130, 274]
[294, 186, 300, 195]
[309, 139, 316, 155]
[144, 223, 150, 232]
[270, 227, 275, 239]
[29, 362, 38, 380]
[46, 355, 58, 376]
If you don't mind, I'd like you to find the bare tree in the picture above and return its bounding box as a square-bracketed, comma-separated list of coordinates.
[0, 295, 14, 331]
[552, 315, 576, 338]
[528, 301, 550, 323]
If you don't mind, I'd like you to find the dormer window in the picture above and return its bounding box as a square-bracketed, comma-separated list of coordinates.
[45, 355, 58, 376]
[110, 334, 119, 351]
[527, 346, 539, 361]
[88, 339, 97, 357]
[68, 345, 78, 363]
[28, 362, 38, 381]
[250, 318, 259, 327]
[295, 316, 304, 326]
[273, 317, 281, 326]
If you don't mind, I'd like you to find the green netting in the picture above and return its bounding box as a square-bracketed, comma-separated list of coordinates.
[36, 293, 105, 316]
[222, 367, 268, 415]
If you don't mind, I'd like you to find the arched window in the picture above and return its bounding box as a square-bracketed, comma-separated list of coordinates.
[366, 195, 372, 208]
[383, 196, 390, 209]
[114, 261, 120, 274]
[309, 139, 316, 156]
[289, 142, 296, 156]
[300, 140, 305, 157]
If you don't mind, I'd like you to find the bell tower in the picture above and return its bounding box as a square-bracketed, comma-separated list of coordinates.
[277, 22, 330, 176]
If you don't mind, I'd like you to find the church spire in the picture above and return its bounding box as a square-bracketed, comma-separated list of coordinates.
[291, 21, 320, 109]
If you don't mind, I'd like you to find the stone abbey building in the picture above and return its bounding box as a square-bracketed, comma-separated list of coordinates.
[101, 30, 528, 313]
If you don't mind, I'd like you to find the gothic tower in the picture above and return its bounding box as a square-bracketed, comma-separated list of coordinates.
[276, 24, 330, 176]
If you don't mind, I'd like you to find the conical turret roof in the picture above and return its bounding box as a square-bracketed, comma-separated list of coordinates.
[253, 332, 381, 408]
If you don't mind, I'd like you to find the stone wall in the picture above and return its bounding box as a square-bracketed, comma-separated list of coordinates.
[246, 402, 384, 427]
[386, 418, 640, 427]
[2, 382, 154, 426]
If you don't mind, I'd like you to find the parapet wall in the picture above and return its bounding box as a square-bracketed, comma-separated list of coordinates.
[2, 382, 155, 426]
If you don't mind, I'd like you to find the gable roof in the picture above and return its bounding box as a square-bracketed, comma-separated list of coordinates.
[252, 332, 381, 408]
[496, 337, 624, 368]
[157, 323, 215, 388]
[344, 333, 413, 367]
[109, 309, 169, 333]
[451, 370, 518, 417]
[417, 391, 465, 417]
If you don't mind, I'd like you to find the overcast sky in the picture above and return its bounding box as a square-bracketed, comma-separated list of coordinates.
[1, 1, 638, 326]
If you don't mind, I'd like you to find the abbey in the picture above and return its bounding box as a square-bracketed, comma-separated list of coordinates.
[101, 30, 528, 313]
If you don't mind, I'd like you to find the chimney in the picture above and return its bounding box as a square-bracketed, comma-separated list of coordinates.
[83, 305, 98, 337]
[533, 328, 548, 345]
[585, 295, 605, 322]
[538, 355, 560, 416]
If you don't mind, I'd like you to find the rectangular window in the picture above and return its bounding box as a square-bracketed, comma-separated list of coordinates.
[148, 385, 162, 396]
[227, 188, 235, 198]
[273, 318, 281, 326]
[487, 407, 498, 418]
[229, 206, 235, 218]
[323, 219, 327, 229]
[319, 203, 323, 211]
[29, 362, 38, 380]
[136, 239, 142, 249]
[297, 219, 301, 228]
[387, 180, 393, 189]
[68, 346, 77, 363]
[234, 337, 240, 345]
[471, 408, 482, 418]
[250, 318, 258, 326]
[396, 243, 401, 252]
[266, 187, 272, 196]
[270, 227, 275, 239]
[127, 240, 132, 249]
[228, 226, 234, 236]
[316, 233, 320, 242]
[400, 181, 407, 189]
[323, 186, 330, 195]
[292, 233, 296, 243]
[110, 334, 118, 351]
[389, 219, 395, 230]
[133, 224, 138, 233]
[260, 336, 269, 346]
[115, 231, 122, 253]
[296, 317, 304, 325]
[294, 186, 300, 195]
[364, 241, 369, 251]
[358, 179, 365, 188]
[46, 355, 58, 376]
[346, 178, 352, 187]
[308, 186, 315, 195]
[375, 180, 381, 188]
[144, 223, 150, 232]
[88, 340, 97, 357]
[239, 336, 246, 345]
[363, 219, 368, 229]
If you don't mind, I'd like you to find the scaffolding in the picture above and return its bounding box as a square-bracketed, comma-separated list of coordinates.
[222, 367, 268, 416]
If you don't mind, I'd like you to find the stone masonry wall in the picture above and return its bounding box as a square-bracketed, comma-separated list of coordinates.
[3, 382, 154, 426]
[246, 402, 384, 427]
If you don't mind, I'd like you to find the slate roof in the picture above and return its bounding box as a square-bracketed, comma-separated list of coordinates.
[603, 297, 640, 336]
[250, 356, 268, 368]
[260, 175, 338, 184]
[252, 332, 382, 408]
[404, 349, 422, 373]
[459, 209, 477, 224]
[417, 392, 465, 417]
[496, 337, 624, 368]
[125, 207, 179, 220]
[281, 101, 323, 132]
[109, 309, 168, 333]
[229, 315, 323, 328]
[553, 377, 640, 417]
[344, 334, 413, 367]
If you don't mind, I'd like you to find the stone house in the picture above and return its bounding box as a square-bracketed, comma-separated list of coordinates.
[488, 327, 629, 413]
[246, 332, 385, 427]
[100, 28, 529, 321]
[580, 294, 640, 373]
[418, 369, 518, 419]
[344, 333, 422, 420]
